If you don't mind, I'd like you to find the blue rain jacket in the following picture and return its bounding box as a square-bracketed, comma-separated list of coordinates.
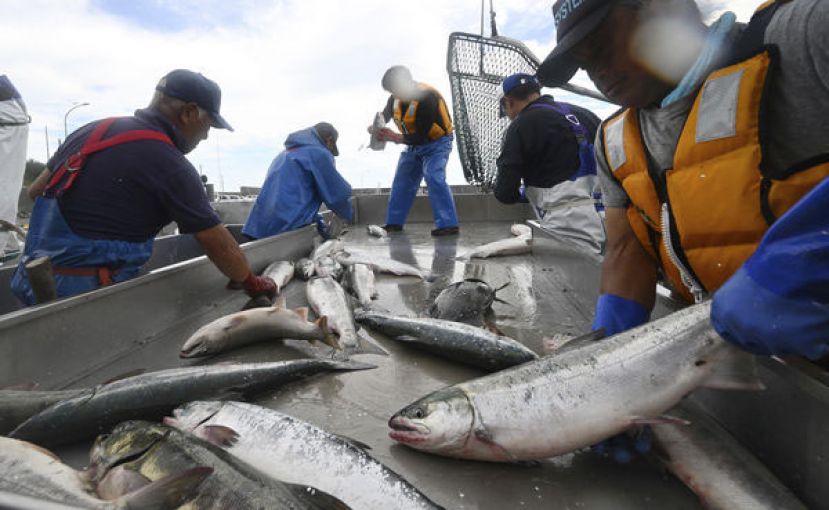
[243, 128, 353, 239]
[712, 177, 829, 359]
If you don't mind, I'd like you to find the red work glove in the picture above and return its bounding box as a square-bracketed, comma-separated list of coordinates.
[376, 127, 404, 144]
[240, 272, 277, 300]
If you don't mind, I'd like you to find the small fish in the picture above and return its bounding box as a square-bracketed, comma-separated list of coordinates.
[0, 387, 90, 435]
[314, 255, 344, 281]
[427, 279, 499, 328]
[294, 258, 316, 280]
[336, 252, 426, 279]
[346, 263, 378, 307]
[458, 236, 532, 260]
[168, 401, 444, 510]
[89, 421, 348, 510]
[10, 359, 374, 447]
[260, 260, 294, 293]
[510, 223, 532, 238]
[307, 276, 387, 356]
[367, 224, 388, 238]
[388, 302, 762, 462]
[0, 436, 209, 509]
[651, 401, 807, 510]
[180, 303, 339, 358]
[311, 239, 345, 260]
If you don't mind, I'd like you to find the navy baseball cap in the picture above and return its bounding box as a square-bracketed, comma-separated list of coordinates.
[156, 69, 233, 131]
[537, 0, 615, 87]
[501, 73, 541, 97]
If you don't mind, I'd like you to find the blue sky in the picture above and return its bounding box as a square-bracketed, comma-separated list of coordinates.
[7, 0, 758, 192]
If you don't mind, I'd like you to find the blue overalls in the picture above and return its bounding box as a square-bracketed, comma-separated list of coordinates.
[386, 134, 459, 229]
[10, 118, 172, 306]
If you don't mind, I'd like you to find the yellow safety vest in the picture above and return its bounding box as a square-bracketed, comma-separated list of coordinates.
[602, 0, 829, 303]
[393, 83, 454, 142]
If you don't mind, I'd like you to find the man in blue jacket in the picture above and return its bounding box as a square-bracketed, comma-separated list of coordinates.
[243, 122, 353, 240]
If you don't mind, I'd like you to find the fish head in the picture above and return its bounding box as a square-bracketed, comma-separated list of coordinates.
[88, 421, 166, 483]
[388, 387, 474, 454]
[167, 401, 224, 432]
[180, 315, 245, 358]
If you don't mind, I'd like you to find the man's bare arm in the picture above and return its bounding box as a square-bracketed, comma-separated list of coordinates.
[599, 207, 658, 311]
[28, 168, 51, 200]
[194, 224, 251, 282]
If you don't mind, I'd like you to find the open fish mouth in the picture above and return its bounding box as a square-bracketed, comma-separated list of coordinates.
[388, 416, 430, 444]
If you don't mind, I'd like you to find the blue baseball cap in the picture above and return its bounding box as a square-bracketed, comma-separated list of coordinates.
[156, 69, 233, 131]
[500, 73, 541, 97]
[538, 0, 615, 87]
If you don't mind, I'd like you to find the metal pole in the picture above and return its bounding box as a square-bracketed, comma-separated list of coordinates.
[44, 125, 50, 160]
[63, 102, 90, 140]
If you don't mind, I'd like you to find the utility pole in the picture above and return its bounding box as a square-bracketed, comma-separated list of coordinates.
[63, 102, 90, 140]
[44, 125, 51, 160]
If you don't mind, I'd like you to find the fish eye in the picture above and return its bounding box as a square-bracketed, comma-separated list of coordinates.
[412, 407, 425, 419]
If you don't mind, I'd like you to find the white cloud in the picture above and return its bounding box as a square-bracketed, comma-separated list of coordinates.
[6, 0, 766, 191]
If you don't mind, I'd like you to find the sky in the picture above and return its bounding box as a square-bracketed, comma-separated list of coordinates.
[5, 0, 759, 192]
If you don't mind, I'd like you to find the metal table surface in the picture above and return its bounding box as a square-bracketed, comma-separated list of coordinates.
[47, 221, 700, 509]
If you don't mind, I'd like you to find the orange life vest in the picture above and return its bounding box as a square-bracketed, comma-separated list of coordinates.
[601, 0, 829, 303]
[393, 83, 453, 141]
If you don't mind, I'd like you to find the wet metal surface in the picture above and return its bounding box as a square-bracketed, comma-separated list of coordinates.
[49, 221, 699, 509]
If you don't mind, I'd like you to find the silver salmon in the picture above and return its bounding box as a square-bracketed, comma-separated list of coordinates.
[388, 302, 760, 461]
[458, 236, 532, 260]
[10, 359, 374, 447]
[0, 388, 89, 435]
[346, 263, 378, 307]
[336, 252, 426, 279]
[355, 310, 537, 371]
[180, 304, 338, 358]
[261, 260, 295, 293]
[89, 421, 347, 510]
[295, 258, 316, 280]
[311, 239, 345, 260]
[167, 401, 444, 510]
[651, 401, 807, 510]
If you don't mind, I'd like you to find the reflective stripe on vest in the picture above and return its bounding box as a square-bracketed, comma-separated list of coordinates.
[393, 84, 454, 141]
[603, 45, 829, 303]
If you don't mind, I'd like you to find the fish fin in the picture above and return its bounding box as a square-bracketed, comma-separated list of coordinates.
[474, 427, 517, 462]
[96, 464, 151, 500]
[242, 296, 272, 310]
[484, 321, 505, 336]
[543, 329, 606, 354]
[356, 328, 391, 356]
[316, 316, 342, 350]
[115, 466, 212, 510]
[323, 359, 378, 371]
[285, 483, 350, 510]
[333, 433, 373, 451]
[293, 307, 310, 320]
[701, 347, 765, 391]
[629, 415, 691, 426]
[196, 425, 240, 447]
[103, 368, 147, 384]
[273, 294, 287, 309]
[393, 335, 419, 344]
[1, 382, 38, 391]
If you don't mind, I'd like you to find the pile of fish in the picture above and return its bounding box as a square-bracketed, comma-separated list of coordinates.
[3, 223, 807, 509]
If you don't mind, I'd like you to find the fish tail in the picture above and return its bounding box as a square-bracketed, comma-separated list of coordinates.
[317, 316, 342, 350]
[115, 466, 212, 509]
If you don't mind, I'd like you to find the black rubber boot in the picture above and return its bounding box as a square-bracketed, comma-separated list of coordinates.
[431, 226, 460, 237]
[383, 224, 404, 232]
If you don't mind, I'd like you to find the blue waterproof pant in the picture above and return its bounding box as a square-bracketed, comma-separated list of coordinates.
[386, 135, 459, 229]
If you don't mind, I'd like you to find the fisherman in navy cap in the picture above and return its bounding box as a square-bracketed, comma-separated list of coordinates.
[494, 72, 604, 254]
[14, 69, 277, 305]
[537, 0, 829, 460]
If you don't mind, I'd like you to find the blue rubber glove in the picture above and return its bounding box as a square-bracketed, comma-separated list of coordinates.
[315, 213, 331, 240]
[591, 427, 653, 464]
[591, 293, 652, 462]
[592, 293, 650, 336]
[518, 184, 528, 203]
[711, 177, 829, 360]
